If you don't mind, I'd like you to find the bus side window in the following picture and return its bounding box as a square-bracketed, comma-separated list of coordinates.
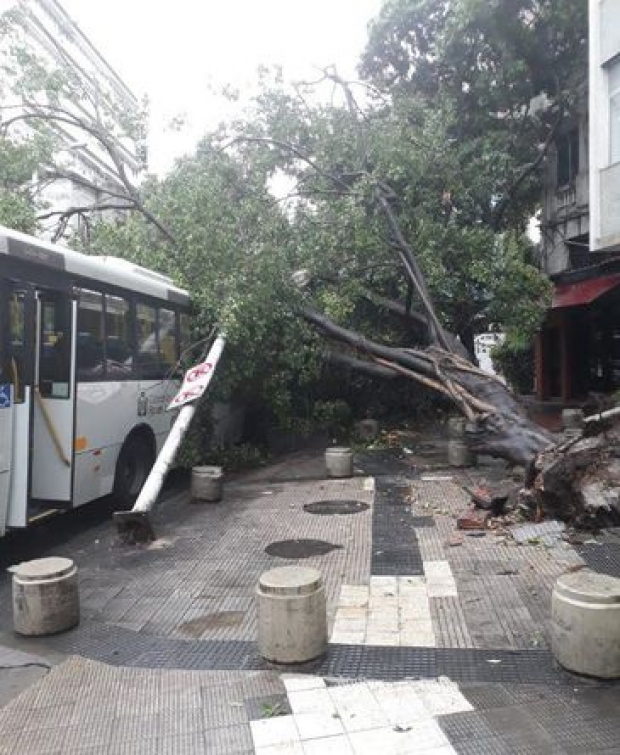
[179, 313, 191, 362]
[158, 308, 177, 373]
[105, 294, 133, 378]
[8, 291, 26, 402]
[136, 302, 160, 379]
[38, 296, 71, 398]
[77, 290, 104, 380]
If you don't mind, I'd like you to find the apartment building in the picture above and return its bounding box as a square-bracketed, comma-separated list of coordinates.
[535, 0, 620, 403]
[0, 0, 142, 239]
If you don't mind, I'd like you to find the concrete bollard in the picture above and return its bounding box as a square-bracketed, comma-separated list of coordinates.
[11, 557, 79, 636]
[551, 570, 620, 678]
[325, 447, 353, 478]
[191, 465, 223, 503]
[448, 439, 475, 467]
[257, 566, 327, 663]
[447, 416, 467, 439]
[562, 408, 584, 431]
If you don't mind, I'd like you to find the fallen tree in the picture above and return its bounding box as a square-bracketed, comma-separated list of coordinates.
[260, 74, 617, 527]
[215, 62, 554, 468]
[294, 180, 555, 468]
[292, 165, 620, 526]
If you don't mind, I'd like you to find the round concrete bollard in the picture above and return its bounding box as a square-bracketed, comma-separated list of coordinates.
[448, 439, 475, 467]
[12, 557, 79, 636]
[551, 570, 620, 678]
[562, 408, 584, 431]
[257, 566, 327, 663]
[325, 447, 353, 478]
[191, 465, 223, 503]
[448, 416, 467, 439]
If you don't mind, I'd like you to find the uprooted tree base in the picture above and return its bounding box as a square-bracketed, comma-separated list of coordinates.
[522, 419, 620, 529]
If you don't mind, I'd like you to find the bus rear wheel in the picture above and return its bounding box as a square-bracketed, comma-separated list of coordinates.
[113, 434, 154, 508]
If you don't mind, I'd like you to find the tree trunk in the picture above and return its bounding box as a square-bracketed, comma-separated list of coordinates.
[299, 307, 554, 466]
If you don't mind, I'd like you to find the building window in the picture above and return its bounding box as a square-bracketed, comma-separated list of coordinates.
[557, 129, 579, 187]
[609, 58, 620, 165]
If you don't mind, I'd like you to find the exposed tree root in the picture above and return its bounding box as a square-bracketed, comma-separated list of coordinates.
[524, 422, 620, 528]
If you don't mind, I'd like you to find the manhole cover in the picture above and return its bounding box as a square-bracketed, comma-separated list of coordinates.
[178, 611, 245, 637]
[303, 500, 369, 516]
[265, 539, 343, 559]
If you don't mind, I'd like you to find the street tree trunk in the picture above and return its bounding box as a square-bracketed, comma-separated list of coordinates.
[300, 307, 554, 466]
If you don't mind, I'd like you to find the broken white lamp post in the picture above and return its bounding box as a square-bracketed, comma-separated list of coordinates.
[114, 335, 226, 544]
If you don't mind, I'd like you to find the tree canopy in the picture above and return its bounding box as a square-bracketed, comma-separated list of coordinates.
[0, 0, 588, 456]
[361, 0, 587, 232]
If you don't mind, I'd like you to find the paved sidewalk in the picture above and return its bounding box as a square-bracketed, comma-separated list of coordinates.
[1, 444, 620, 754]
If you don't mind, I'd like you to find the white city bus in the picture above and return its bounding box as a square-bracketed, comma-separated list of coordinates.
[0, 225, 191, 536]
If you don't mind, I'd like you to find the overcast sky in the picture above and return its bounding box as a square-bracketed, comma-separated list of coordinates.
[61, 0, 384, 173]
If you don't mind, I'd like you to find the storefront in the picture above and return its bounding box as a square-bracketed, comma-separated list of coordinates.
[535, 266, 620, 402]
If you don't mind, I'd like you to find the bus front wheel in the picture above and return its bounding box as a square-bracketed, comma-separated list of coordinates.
[113, 434, 155, 508]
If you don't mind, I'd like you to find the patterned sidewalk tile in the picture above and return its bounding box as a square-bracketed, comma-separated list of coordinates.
[4, 448, 620, 754]
[249, 676, 473, 755]
[331, 576, 435, 647]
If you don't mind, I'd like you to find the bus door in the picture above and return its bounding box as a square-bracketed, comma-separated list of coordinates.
[0, 282, 15, 535]
[0, 282, 31, 530]
[0, 383, 13, 535]
[30, 290, 76, 505]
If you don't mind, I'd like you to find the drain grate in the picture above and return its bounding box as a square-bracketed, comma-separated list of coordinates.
[578, 542, 620, 577]
[264, 539, 343, 559]
[45, 621, 571, 684]
[371, 478, 425, 575]
[303, 500, 369, 516]
[178, 612, 245, 637]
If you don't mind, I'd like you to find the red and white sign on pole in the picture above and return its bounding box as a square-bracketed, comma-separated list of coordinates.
[167, 335, 225, 411]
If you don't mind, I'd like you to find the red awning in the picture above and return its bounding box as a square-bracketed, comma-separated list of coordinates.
[552, 273, 620, 308]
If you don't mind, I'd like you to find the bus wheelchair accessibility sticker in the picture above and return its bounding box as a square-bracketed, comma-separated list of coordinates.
[0, 385, 11, 409]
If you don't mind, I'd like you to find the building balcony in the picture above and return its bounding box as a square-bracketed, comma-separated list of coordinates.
[556, 185, 577, 213]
